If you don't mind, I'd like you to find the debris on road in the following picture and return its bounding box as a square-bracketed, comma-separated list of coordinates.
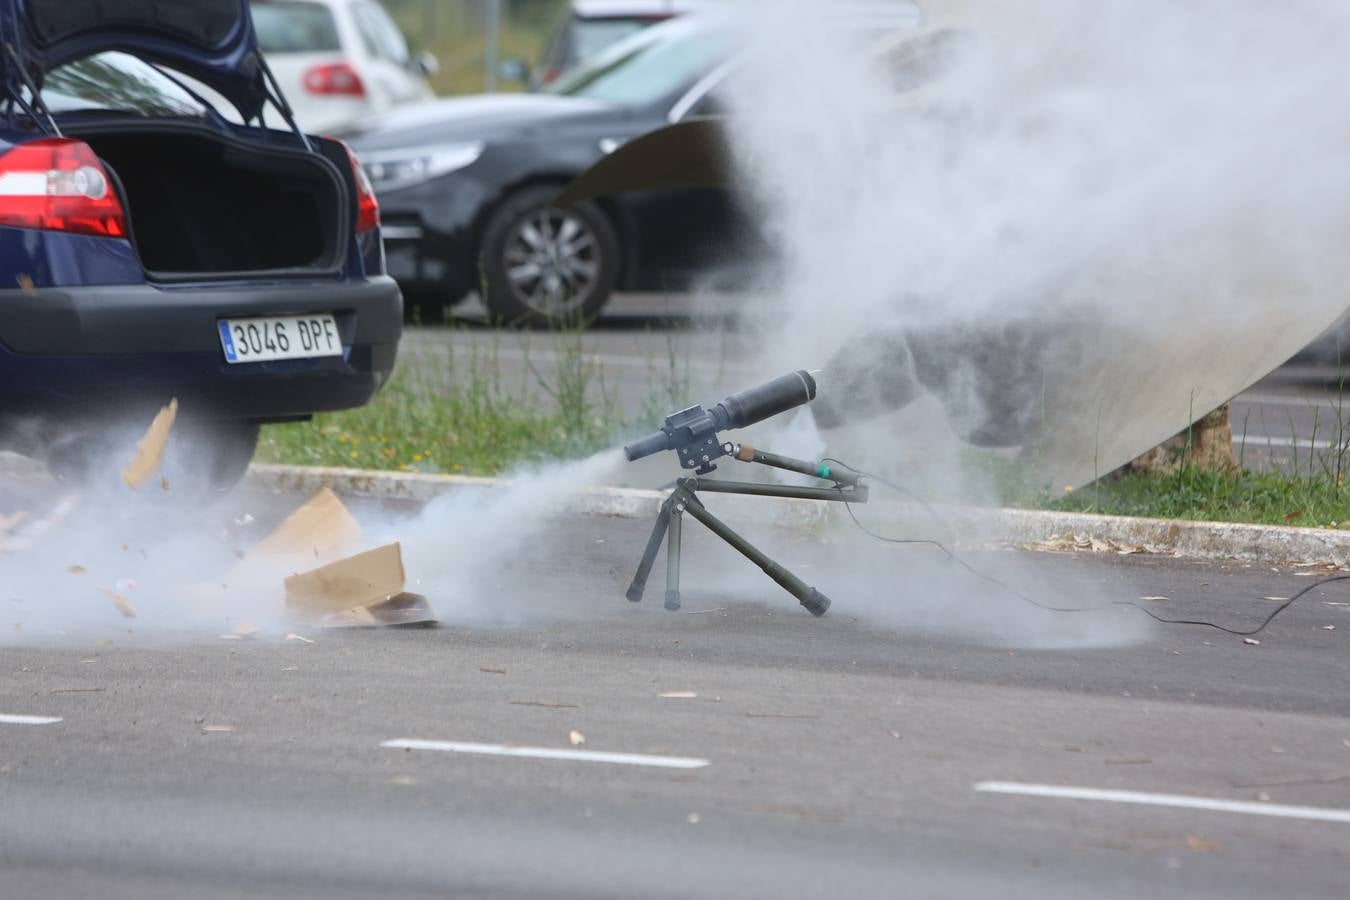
[1139, 596, 1169, 602]
[121, 398, 178, 490]
[99, 586, 137, 619]
[1244, 638, 1261, 646]
[658, 691, 698, 699]
[1185, 835, 1219, 852]
[200, 724, 236, 734]
[569, 729, 586, 746]
[284, 633, 314, 643]
[1026, 532, 1153, 556]
[480, 667, 507, 675]
[66, 564, 86, 575]
[284, 542, 405, 617]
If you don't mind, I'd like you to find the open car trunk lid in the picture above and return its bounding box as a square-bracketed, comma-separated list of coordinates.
[0, 0, 268, 121]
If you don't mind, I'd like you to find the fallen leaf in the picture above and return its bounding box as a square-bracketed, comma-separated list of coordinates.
[1185, 835, 1219, 852]
[480, 667, 507, 674]
[658, 691, 698, 699]
[1283, 510, 1304, 523]
[66, 565, 86, 575]
[569, 729, 586, 746]
[284, 633, 314, 643]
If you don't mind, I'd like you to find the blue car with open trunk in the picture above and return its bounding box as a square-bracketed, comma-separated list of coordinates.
[0, 0, 402, 488]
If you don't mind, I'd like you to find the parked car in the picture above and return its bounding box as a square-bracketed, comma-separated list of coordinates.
[252, 0, 436, 133]
[348, 7, 921, 326]
[0, 0, 402, 488]
[346, 13, 747, 325]
[528, 0, 711, 88]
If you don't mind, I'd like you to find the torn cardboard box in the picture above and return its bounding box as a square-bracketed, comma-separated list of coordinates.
[184, 488, 437, 628]
[247, 486, 362, 563]
[283, 540, 437, 628]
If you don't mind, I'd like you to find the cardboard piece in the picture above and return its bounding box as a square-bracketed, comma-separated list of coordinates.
[284, 542, 406, 618]
[122, 398, 178, 490]
[319, 593, 437, 628]
[248, 486, 362, 563]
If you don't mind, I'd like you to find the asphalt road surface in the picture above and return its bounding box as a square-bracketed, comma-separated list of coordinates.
[2, 490, 1349, 899]
[412, 292, 1350, 475]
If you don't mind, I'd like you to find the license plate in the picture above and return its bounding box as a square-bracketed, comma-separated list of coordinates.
[217, 314, 342, 364]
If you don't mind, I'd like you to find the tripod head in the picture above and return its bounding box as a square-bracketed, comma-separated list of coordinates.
[624, 371, 818, 474]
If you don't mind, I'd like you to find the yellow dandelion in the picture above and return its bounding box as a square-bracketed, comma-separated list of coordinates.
[412, 454, 423, 462]
[1064, 485, 1073, 493]
[338, 434, 349, 443]
[451, 464, 462, 472]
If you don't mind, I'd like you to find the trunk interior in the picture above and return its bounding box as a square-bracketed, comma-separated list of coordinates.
[72, 126, 346, 278]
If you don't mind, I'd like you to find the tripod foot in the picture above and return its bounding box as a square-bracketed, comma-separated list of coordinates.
[664, 590, 681, 611]
[801, 588, 831, 617]
[626, 584, 645, 603]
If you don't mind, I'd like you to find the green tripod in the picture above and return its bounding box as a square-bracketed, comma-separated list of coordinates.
[625, 443, 868, 616]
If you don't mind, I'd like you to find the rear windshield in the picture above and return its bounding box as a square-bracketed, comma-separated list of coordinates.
[41, 52, 226, 119]
[253, 1, 342, 54]
[549, 18, 735, 108]
[572, 18, 651, 63]
[29, 0, 240, 47]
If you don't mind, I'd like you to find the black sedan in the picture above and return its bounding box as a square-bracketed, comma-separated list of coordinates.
[344, 15, 751, 326]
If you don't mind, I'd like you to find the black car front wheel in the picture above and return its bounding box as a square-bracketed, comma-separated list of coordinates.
[480, 186, 620, 327]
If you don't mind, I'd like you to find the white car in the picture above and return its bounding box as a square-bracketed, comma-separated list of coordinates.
[252, 0, 436, 133]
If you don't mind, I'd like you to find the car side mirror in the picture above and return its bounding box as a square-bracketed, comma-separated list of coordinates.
[498, 58, 530, 84]
[414, 51, 440, 78]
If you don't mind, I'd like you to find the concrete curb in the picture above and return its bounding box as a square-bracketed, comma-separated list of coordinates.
[244, 463, 1350, 565]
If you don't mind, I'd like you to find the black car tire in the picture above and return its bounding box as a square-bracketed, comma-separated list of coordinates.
[47, 419, 260, 494]
[179, 420, 261, 492]
[479, 186, 620, 327]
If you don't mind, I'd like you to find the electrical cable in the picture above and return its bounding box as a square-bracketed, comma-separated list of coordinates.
[821, 457, 1346, 636]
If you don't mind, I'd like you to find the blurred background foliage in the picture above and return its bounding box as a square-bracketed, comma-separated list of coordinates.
[384, 0, 568, 94]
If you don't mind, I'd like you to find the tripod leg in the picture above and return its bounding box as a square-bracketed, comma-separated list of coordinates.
[626, 495, 675, 603]
[681, 499, 831, 617]
[665, 506, 683, 611]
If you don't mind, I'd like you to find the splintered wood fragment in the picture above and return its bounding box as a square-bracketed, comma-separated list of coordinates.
[122, 398, 178, 489]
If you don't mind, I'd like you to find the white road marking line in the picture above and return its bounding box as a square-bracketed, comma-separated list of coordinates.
[382, 739, 709, 769]
[974, 781, 1350, 825]
[1233, 435, 1339, 450]
[0, 714, 62, 725]
[1235, 392, 1348, 409]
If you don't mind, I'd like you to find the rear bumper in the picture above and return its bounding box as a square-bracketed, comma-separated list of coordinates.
[0, 277, 402, 423]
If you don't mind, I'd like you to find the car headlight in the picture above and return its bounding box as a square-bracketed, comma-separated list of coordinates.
[359, 142, 485, 192]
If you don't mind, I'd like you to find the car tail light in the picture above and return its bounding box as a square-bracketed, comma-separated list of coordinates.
[540, 67, 562, 85]
[0, 138, 126, 238]
[340, 142, 380, 233]
[304, 62, 367, 97]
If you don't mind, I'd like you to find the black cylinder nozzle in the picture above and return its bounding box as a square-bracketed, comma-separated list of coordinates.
[801, 588, 831, 617]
